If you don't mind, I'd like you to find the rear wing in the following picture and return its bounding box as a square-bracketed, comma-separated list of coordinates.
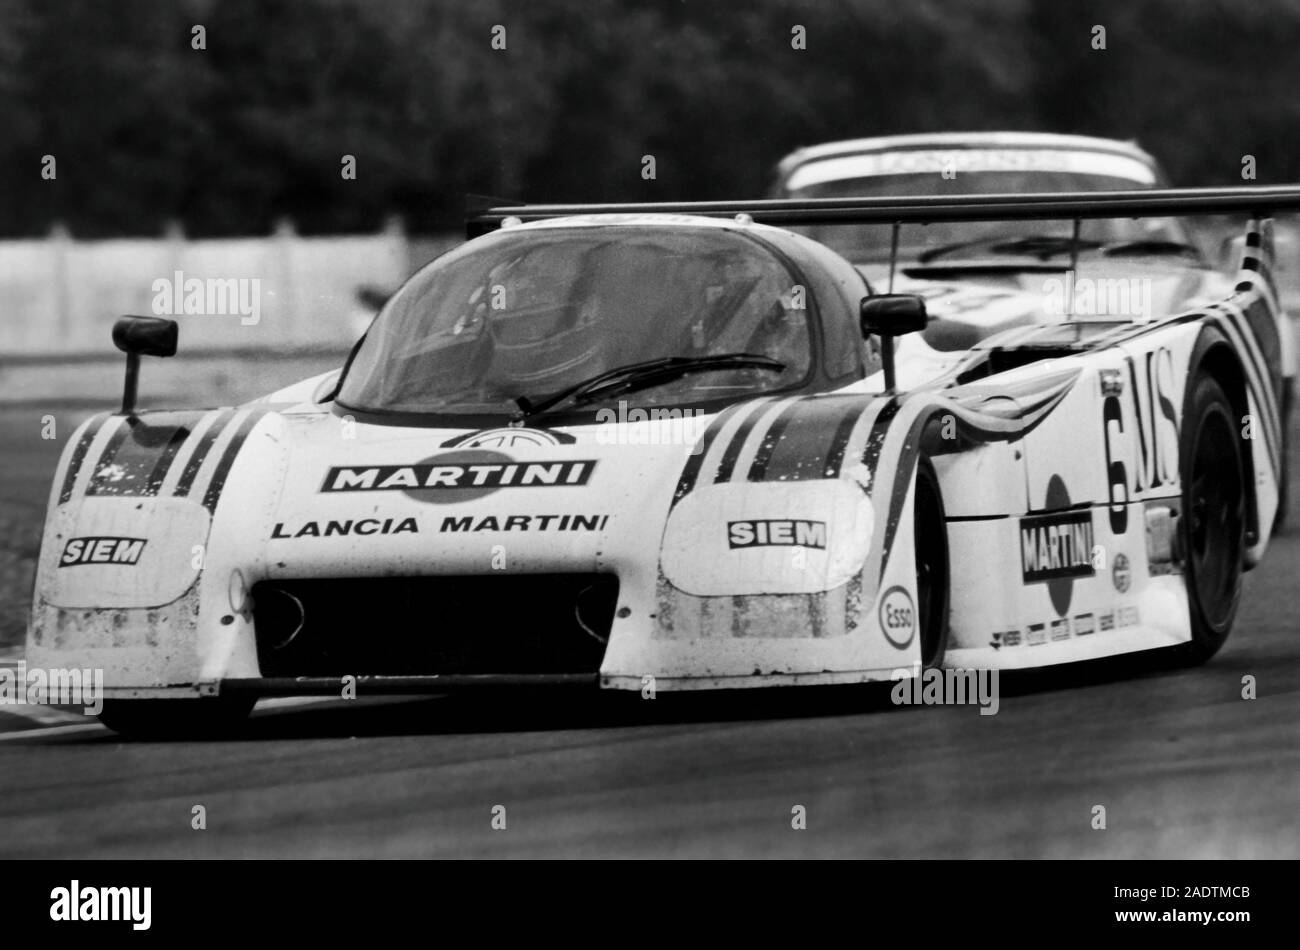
[466, 186, 1300, 238]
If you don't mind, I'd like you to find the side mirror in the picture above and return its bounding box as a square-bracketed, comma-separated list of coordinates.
[113, 315, 178, 357]
[111, 315, 178, 413]
[860, 294, 927, 392]
[861, 294, 928, 337]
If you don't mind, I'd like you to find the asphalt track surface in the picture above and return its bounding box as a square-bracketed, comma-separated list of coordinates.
[0, 406, 1297, 858]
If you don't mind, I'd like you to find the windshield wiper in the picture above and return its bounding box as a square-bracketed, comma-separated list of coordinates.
[918, 235, 1102, 264]
[511, 353, 785, 421]
[1102, 239, 1201, 259]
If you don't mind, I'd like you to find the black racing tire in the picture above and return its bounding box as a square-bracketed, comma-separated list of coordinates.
[1272, 379, 1292, 533]
[914, 457, 950, 669]
[1170, 374, 1245, 665]
[97, 697, 256, 739]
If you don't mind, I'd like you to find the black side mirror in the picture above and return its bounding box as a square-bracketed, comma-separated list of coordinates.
[860, 294, 927, 392]
[111, 315, 178, 413]
[113, 315, 178, 357]
[861, 294, 928, 337]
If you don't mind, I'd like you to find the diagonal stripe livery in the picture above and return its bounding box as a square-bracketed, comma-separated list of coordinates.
[671, 368, 1083, 592]
[61, 408, 267, 512]
[57, 412, 111, 504]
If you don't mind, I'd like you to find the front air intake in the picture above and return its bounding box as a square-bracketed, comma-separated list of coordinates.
[251, 574, 619, 678]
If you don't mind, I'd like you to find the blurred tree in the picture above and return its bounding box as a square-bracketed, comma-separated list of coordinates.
[1, 0, 1299, 238]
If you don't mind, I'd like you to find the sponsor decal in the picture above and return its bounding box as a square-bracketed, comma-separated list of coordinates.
[1074, 613, 1096, 636]
[440, 427, 574, 448]
[1099, 610, 1116, 631]
[59, 537, 146, 567]
[1112, 552, 1132, 593]
[878, 585, 915, 649]
[727, 519, 827, 550]
[1050, 618, 1070, 641]
[271, 518, 418, 539]
[1102, 347, 1180, 535]
[1118, 606, 1141, 628]
[990, 629, 1022, 650]
[1027, 622, 1047, 646]
[439, 514, 609, 533]
[321, 450, 597, 505]
[1128, 349, 1181, 493]
[1020, 510, 1095, 583]
[1021, 475, 1094, 616]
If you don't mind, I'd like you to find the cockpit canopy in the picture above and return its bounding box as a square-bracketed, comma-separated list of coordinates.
[338, 224, 817, 416]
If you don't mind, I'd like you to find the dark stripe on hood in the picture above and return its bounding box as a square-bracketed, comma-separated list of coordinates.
[86, 412, 208, 498]
[749, 396, 867, 483]
[58, 412, 111, 504]
[201, 412, 265, 511]
[173, 408, 236, 497]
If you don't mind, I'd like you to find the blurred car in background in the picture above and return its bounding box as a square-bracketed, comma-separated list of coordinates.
[772, 131, 1194, 268]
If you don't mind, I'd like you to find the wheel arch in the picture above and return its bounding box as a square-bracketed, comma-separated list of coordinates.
[1188, 326, 1261, 551]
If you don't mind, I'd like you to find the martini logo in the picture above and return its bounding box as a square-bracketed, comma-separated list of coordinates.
[441, 427, 575, 448]
[1020, 511, 1095, 583]
[440, 513, 609, 533]
[321, 450, 596, 504]
[1021, 475, 1095, 617]
[59, 537, 146, 567]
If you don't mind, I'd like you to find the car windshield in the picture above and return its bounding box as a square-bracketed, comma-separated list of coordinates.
[338, 225, 813, 415]
[785, 168, 1190, 264]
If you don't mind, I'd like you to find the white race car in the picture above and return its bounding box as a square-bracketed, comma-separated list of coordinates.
[26, 183, 1300, 735]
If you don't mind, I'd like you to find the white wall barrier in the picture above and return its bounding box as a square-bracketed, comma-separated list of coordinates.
[0, 220, 460, 359]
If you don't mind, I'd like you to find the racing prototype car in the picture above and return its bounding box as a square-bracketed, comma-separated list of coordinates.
[26, 184, 1300, 735]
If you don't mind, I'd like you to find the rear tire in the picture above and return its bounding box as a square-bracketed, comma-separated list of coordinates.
[97, 697, 255, 739]
[914, 457, 950, 669]
[1272, 379, 1291, 532]
[1170, 375, 1245, 665]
